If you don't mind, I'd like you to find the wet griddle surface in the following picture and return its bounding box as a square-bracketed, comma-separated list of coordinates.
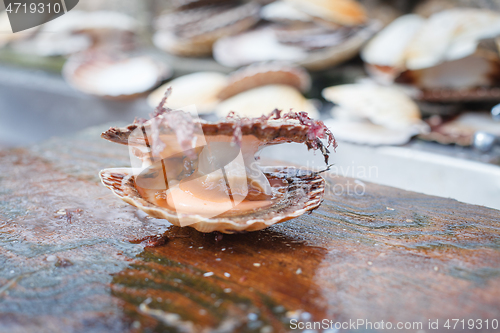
[0, 126, 499, 333]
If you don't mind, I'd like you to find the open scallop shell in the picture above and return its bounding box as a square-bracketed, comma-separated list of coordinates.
[63, 54, 172, 99]
[99, 101, 335, 233]
[100, 166, 324, 233]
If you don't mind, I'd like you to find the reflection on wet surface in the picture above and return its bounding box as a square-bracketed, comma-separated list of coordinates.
[112, 227, 328, 332]
[1, 126, 500, 332]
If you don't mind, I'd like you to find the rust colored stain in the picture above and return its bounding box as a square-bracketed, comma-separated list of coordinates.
[0, 130, 500, 332]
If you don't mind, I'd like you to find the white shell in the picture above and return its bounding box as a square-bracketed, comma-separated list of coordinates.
[365, 8, 500, 74]
[402, 51, 500, 90]
[64, 55, 171, 98]
[148, 72, 228, 114]
[324, 118, 420, 145]
[213, 27, 307, 68]
[406, 8, 500, 70]
[260, 1, 313, 23]
[322, 83, 424, 129]
[361, 14, 425, 69]
[12, 32, 92, 57]
[215, 84, 319, 118]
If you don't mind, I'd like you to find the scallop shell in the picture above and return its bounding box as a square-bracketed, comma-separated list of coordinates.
[100, 166, 325, 233]
[362, 9, 500, 90]
[99, 107, 335, 233]
[213, 21, 378, 70]
[153, 2, 260, 57]
[215, 84, 319, 118]
[322, 83, 428, 145]
[419, 112, 500, 146]
[323, 119, 420, 146]
[396, 51, 500, 100]
[283, 0, 367, 26]
[322, 83, 425, 129]
[217, 62, 311, 100]
[213, 27, 308, 67]
[63, 54, 172, 99]
[148, 72, 229, 114]
[361, 14, 425, 83]
[260, 1, 314, 24]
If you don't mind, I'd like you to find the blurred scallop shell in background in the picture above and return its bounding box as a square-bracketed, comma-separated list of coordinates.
[213, 27, 308, 67]
[213, 0, 378, 70]
[215, 84, 319, 119]
[322, 83, 429, 145]
[217, 61, 311, 100]
[63, 54, 172, 99]
[362, 8, 500, 101]
[323, 119, 423, 146]
[283, 0, 367, 26]
[148, 72, 229, 114]
[214, 22, 379, 70]
[153, 2, 260, 57]
[419, 112, 500, 146]
[260, 1, 314, 24]
[8, 10, 137, 56]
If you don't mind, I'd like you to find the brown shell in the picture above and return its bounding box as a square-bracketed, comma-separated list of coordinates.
[99, 166, 325, 233]
[169, 0, 235, 11]
[102, 115, 334, 161]
[217, 62, 311, 100]
[273, 23, 357, 51]
[417, 87, 500, 103]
